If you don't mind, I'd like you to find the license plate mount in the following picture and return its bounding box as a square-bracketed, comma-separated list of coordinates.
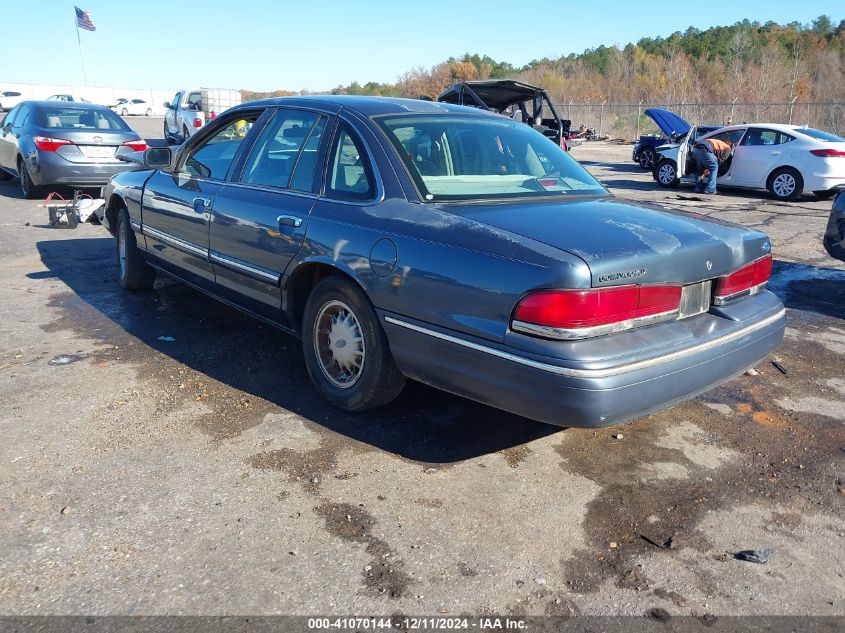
[679, 280, 712, 319]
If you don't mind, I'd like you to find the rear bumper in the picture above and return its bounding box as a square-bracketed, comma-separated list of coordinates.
[29, 152, 138, 187]
[382, 293, 785, 428]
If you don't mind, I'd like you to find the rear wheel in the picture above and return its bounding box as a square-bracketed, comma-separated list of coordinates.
[302, 277, 405, 412]
[768, 167, 803, 202]
[654, 159, 679, 188]
[182, 125, 190, 141]
[116, 207, 155, 290]
[18, 159, 42, 199]
[145, 108, 152, 116]
[121, 107, 128, 116]
[639, 147, 657, 170]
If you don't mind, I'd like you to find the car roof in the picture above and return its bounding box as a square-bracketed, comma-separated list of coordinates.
[25, 100, 111, 110]
[231, 95, 498, 118]
[438, 79, 547, 109]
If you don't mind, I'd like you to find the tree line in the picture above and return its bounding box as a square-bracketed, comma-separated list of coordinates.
[243, 17, 844, 134]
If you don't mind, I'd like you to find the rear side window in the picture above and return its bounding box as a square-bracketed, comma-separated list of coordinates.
[326, 124, 375, 201]
[38, 107, 129, 131]
[740, 129, 794, 146]
[240, 109, 326, 191]
[3, 91, 21, 97]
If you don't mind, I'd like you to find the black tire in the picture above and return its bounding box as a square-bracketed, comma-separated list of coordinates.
[301, 276, 405, 412]
[638, 147, 657, 170]
[121, 108, 128, 116]
[182, 125, 190, 141]
[814, 190, 836, 200]
[18, 158, 42, 199]
[145, 108, 152, 116]
[654, 159, 679, 188]
[116, 208, 155, 291]
[767, 167, 803, 202]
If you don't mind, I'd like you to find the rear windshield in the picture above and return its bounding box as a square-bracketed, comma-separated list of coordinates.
[793, 128, 845, 143]
[37, 107, 130, 131]
[376, 114, 606, 201]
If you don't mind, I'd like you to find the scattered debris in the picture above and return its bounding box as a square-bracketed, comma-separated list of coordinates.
[157, 336, 176, 342]
[60, 506, 70, 515]
[641, 534, 677, 550]
[734, 548, 773, 564]
[771, 360, 788, 375]
[647, 608, 671, 622]
[534, 578, 546, 585]
[745, 368, 759, 376]
[48, 354, 87, 366]
[609, 541, 619, 549]
[612, 433, 624, 440]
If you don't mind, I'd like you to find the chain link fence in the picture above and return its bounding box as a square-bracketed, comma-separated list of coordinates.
[555, 102, 845, 141]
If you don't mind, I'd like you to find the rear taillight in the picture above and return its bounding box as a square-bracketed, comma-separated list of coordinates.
[810, 149, 845, 158]
[713, 255, 772, 305]
[512, 284, 682, 338]
[193, 118, 202, 127]
[33, 136, 73, 152]
[122, 140, 147, 152]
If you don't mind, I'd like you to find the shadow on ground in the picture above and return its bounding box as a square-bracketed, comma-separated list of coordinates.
[35, 237, 560, 464]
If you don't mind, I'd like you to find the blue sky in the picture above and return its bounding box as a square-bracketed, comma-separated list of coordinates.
[2, 1, 838, 91]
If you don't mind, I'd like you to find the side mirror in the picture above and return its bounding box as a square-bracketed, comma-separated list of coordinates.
[144, 147, 172, 169]
[163, 102, 171, 110]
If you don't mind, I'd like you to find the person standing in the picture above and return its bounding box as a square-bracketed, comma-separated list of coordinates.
[692, 137, 733, 195]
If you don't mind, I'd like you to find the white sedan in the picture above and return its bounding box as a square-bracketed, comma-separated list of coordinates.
[0, 90, 26, 111]
[653, 123, 845, 201]
[110, 98, 154, 117]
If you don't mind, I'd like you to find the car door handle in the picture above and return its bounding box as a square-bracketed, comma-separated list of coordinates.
[770, 151, 782, 155]
[193, 197, 211, 213]
[277, 214, 303, 228]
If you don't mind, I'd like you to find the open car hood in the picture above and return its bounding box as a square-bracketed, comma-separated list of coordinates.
[644, 108, 691, 138]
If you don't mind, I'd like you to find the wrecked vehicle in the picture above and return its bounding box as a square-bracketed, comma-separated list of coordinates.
[100, 96, 784, 428]
[632, 108, 720, 170]
[824, 191, 845, 262]
[437, 79, 573, 150]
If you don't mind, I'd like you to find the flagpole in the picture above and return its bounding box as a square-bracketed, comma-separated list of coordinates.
[74, 8, 88, 86]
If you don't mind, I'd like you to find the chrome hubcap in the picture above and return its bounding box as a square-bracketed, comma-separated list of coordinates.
[314, 300, 365, 389]
[773, 174, 796, 197]
[118, 228, 127, 278]
[658, 163, 675, 183]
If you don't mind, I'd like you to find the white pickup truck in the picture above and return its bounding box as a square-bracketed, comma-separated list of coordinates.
[163, 88, 241, 142]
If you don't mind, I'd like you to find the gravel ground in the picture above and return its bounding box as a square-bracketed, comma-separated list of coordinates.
[0, 138, 843, 618]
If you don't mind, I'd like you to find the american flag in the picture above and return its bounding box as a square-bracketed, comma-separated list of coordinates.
[75, 7, 96, 32]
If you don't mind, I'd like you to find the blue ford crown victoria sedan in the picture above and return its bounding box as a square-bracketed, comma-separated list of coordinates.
[101, 96, 785, 427]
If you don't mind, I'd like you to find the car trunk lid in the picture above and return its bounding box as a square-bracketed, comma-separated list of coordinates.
[449, 196, 771, 287]
[34, 127, 141, 163]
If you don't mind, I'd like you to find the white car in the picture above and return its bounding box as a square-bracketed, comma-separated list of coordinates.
[653, 123, 845, 201]
[0, 90, 25, 111]
[111, 98, 154, 117]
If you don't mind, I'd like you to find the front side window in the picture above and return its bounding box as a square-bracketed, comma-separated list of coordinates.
[326, 125, 375, 201]
[704, 129, 746, 146]
[376, 114, 605, 201]
[182, 114, 259, 180]
[240, 109, 325, 191]
[3, 105, 20, 127]
[38, 107, 129, 131]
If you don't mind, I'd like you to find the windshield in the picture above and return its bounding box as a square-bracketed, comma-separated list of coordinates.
[37, 107, 130, 131]
[793, 127, 845, 143]
[376, 114, 606, 201]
